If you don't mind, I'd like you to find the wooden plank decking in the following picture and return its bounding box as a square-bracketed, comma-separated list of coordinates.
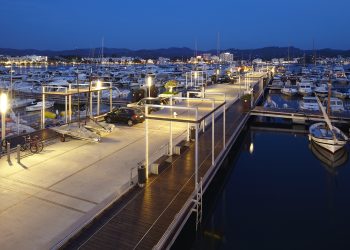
[71, 99, 246, 250]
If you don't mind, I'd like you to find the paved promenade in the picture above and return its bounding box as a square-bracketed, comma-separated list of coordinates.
[0, 82, 256, 249]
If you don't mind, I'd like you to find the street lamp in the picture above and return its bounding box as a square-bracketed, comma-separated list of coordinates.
[193, 71, 199, 87]
[96, 80, 101, 115]
[1, 93, 8, 145]
[147, 75, 152, 97]
[96, 80, 102, 89]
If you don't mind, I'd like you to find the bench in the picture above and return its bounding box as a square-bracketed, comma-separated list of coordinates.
[174, 140, 189, 155]
[151, 155, 170, 175]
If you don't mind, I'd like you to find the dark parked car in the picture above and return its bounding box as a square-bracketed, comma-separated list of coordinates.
[104, 107, 145, 126]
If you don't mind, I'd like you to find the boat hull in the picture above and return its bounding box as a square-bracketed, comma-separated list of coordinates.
[309, 122, 348, 153]
[309, 135, 346, 153]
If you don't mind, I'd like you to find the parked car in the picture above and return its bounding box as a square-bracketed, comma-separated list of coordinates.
[127, 97, 168, 113]
[104, 107, 145, 126]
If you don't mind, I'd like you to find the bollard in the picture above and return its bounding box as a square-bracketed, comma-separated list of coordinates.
[7, 142, 10, 162]
[17, 144, 21, 164]
[138, 165, 146, 188]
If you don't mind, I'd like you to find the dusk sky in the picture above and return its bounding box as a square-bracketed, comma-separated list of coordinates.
[1, 0, 350, 50]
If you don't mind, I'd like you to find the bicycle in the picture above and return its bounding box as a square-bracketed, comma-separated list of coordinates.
[1, 139, 8, 153]
[20, 135, 44, 153]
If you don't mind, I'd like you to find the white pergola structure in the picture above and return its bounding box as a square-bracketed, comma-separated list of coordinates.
[144, 96, 226, 192]
[185, 70, 208, 89]
[41, 81, 113, 129]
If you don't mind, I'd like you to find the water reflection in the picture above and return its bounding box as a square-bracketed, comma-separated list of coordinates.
[184, 128, 350, 250]
[309, 141, 348, 171]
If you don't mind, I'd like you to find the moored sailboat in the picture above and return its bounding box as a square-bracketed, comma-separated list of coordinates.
[308, 79, 348, 153]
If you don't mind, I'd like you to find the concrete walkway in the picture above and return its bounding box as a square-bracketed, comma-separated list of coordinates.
[0, 82, 255, 249]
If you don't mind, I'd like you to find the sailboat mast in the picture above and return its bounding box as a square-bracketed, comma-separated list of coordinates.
[327, 77, 331, 116]
[101, 37, 104, 65]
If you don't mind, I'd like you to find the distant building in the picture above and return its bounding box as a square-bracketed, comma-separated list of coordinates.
[5, 55, 48, 64]
[271, 58, 279, 65]
[252, 58, 263, 64]
[158, 57, 170, 65]
[202, 53, 211, 61]
[210, 56, 220, 63]
[219, 52, 234, 63]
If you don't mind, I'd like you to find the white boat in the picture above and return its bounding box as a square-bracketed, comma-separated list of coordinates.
[301, 67, 310, 75]
[333, 89, 350, 99]
[322, 97, 345, 112]
[314, 84, 328, 97]
[309, 96, 348, 153]
[309, 123, 348, 153]
[25, 101, 55, 112]
[269, 79, 284, 90]
[281, 86, 297, 96]
[299, 97, 319, 111]
[11, 98, 36, 109]
[297, 81, 313, 96]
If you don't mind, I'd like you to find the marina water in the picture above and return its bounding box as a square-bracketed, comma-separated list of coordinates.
[174, 124, 350, 250]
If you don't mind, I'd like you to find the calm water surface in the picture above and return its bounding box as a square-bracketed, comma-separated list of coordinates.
[178, 128, 350, 250]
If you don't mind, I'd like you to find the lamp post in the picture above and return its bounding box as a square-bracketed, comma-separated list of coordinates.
[147, 75, 152, 97]
[96, 80, 101, 116]
[1, 93, 8, 145]
[194, 71, 198, 87]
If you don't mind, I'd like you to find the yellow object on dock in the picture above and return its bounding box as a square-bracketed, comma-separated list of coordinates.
[45, 111, 56, 119]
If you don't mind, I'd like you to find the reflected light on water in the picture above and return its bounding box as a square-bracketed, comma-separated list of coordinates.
[249, 142, 254, 154]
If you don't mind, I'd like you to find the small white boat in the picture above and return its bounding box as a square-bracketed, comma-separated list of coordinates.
[322, 97, 345, 112]
[309, 122, 348, 153]
[309, 96, 348, 153]
[299, 97, 319, 111]
[297, 81, 313, 96]
[25, 101, 55, 112]
[281, 86, 297, 96]
[314, 84, 328, 97]
[11, 98, 36, 109]
[269, 80, 284, 90]
[333, 89, 350, 99]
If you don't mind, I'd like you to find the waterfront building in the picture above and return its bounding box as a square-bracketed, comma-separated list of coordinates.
[219, 52, 234, 63]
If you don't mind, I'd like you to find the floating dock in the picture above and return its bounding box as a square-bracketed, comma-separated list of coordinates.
[251, 106, 350, 124]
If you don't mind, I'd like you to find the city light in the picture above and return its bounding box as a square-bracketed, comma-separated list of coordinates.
[147, 75, 152, 87]
[96, 80, 102, 89]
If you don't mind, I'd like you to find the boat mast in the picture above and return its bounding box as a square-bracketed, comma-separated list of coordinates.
[101, 37, 104, 65]
[327, 76, 331, 117]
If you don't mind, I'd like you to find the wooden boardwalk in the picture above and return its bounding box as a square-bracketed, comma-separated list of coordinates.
[251, 106, 350, 124]
[64, 99, 246, 250]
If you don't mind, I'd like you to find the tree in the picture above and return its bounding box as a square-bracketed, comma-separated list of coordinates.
[164, 80, 177, 93]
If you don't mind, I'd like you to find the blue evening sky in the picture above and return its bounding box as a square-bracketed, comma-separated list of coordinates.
[0, 0, 349, 50]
